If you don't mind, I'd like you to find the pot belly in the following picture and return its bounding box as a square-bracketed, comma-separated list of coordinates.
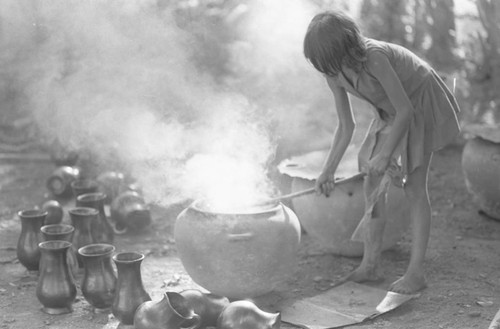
[291, 174, 410, 257]
[174, 204, 301, 299]
[462, 137, 500, 219]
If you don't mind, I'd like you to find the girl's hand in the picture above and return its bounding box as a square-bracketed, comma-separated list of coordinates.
[366, 153, 391, 176]
[315, 170, 336, 197]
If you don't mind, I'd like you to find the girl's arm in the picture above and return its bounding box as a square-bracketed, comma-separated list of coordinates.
[365, 51, 413, 174]
[315, 76, 355, 196]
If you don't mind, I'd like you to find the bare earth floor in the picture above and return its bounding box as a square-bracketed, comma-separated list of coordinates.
[0, 143, 499, 329]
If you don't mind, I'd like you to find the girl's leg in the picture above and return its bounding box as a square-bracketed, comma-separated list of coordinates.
[389, 151, 433, 294]
[342, 172, 387, 283]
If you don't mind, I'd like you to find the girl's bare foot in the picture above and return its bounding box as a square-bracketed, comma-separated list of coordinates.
[389, 272, 427, 294]
[334, 265, 384, 287]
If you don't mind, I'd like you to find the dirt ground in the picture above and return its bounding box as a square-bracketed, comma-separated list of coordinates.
[1, 142, 499, 329]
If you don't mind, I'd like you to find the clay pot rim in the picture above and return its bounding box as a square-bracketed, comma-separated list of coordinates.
[68, 207, 99, 216]
[163, 291, 194, 319]
[190, 200, 282, 216]
[41, 224, 75, 235]
[77, 192, 107, 202]
[38, 240, 72, 250]
[18, 209, 48, 218]
[78, 243, 115, 257]
[112, 251, 145, 263]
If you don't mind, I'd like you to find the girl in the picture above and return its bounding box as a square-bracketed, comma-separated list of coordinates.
[303, 11, 460, 294]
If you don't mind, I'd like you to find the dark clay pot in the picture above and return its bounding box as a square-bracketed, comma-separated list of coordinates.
[17, 209, 47, 271]
[462, 136, 500, 219]
[174, 201, 300, 299]
[78, 243, 117, 312]
[76, 192, 114, 244]
[41, 200, 64, 225]
[134, 291, 201, 329]
[179, 289, 230, 328]
[46, 166, 81, 198]
[112, 252, 151, 325]
[69, 207, 98, 267]
[96, 171, 127, 204]
[110, 191, 151, 233]
[36, 240, 77, 314]
[40, 224, 79, 278]
[216, 300, 280, 329]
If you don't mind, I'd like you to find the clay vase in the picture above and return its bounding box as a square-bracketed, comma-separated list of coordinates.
[96, 171, 127, 204]
[112, 252, 151, 325]
[71, 179, 99, 199]
[110, 191, 151, 233]
[174, 202, 301, 299]
[462, 136, 500, 219]
[134, 292, 202, 329]
[76, 192, 114, 244]
[179, 289, 230, 328]
[41, 200, 64, 225]
[46, 166, 81, 198]
[78, 243, 117, 312]
[278, 149, 411, 257]
[16, 209, 47, 271]
[40, 224, 79, 278]
[216, 300, 281, 329]
[69, 207, 98, 267]
[36, 240, 77, 314]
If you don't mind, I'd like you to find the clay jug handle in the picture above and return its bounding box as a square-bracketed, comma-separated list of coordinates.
[184, 313, 202, 329]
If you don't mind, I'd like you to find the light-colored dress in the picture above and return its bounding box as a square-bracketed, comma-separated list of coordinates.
[337, 38, 461, 175]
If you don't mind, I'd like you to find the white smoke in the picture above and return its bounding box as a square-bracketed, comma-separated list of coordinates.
[0, 0, 361, 208]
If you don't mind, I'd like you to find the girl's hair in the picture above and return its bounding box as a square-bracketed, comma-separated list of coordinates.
[304, 11, 367, 76]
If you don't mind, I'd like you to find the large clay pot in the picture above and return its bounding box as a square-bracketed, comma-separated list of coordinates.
[174, 202, 301, 299]
[216, 300, 280, 329]
[278, 149, 411, 257]
[461, 125, 500, 220]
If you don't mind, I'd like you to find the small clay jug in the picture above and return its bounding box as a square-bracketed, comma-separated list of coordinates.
[46, 166, 81, 198]
[134, 291, 202, 329]
[217, 300, 281, 329]
[16, 209, 47, 271]
[36, 240, 77, 314]
[76, 192, 114, 244]
[110, 191, 151, 233]
[112, 252, 151, 325]
[69, 207, 98, 267]
[78, 243, 117, 312]
[40, 224, 79, 278]
[180, 289, 230, 328]
[71, 178, 99, 199]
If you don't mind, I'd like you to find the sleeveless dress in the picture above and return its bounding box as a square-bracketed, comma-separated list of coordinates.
[337, 38, 461, 175]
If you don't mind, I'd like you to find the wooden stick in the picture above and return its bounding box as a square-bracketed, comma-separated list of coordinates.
[259, 172, 366, 205]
